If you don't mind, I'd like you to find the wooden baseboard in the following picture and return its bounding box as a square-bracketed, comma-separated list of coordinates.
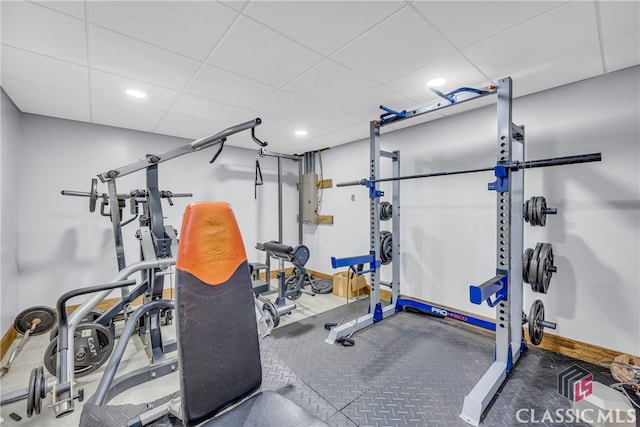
[524, 327, 631, 365]
[0, 326, 17, 360]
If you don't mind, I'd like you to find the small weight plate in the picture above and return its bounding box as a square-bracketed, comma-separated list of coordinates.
[528, 300, 545, 345]
[528, 243, 543, 290]
[262, 301, 279, 328]
[89, 178, 98, 213]
[523, 248, 534, 284]
[539, 197, 547, 226]
[14, 306, 57, 336]
[44, 322, 115, 377]
[538, 243, 554, 293]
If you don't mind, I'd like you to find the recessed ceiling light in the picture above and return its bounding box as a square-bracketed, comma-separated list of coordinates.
[126, 89, 147, 98]
[427, 78, 446, 88]
[295, 130, 307, 136]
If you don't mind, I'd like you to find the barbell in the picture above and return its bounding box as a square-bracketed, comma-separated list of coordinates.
[337, 152, 601, 187]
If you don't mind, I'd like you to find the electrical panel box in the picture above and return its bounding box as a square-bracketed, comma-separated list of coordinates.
[302, 173, 318, 224]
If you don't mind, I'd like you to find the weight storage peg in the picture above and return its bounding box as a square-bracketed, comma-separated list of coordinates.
[524, 196, 557, 226]
[523, 300, 557, 345]
[523, 243, 556, 294]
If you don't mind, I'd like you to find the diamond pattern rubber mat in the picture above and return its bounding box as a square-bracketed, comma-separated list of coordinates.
[81, 299, 632, 426]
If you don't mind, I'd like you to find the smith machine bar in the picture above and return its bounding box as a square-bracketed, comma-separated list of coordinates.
[328, 77, 602, 426]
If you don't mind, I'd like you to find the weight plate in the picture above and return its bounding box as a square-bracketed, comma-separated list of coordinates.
[380, 202, 393, 221]
[34, 366, 43, 415]
[89, 178, 98, 213]
[380, 231, 393, 265]
[528, 243, 543, 290]
[262, 301, 279, 328]
[528, 300, 545, 345]
[49, 309, 107, 341]
[285, 274, 302, 300]
[523, 248, 534, 284]
[539, 197, 547, 226]
[538, 243, 554, 293]
[528, 198, 535, 225]
[311, 278, 333, 294]
[26, 367, 37, 417]
[535, 196, 543, 226]
[44, 322, 115, 377]
[14, 306, 56, 336]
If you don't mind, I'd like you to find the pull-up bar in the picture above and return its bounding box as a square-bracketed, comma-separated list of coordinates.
[337, 152, 602, 188]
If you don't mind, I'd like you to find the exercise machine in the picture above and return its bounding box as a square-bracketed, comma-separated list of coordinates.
[99, 202, 328, 427]
[329, 77, 602, 425]
[0, 119, 269, 419]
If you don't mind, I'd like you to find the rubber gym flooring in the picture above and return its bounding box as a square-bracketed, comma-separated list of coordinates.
[80, 298, 630, 427]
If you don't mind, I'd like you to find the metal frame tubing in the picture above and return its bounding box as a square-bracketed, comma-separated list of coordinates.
[326, 124, 400, 344]
[460, 76, 525, 426]
[258, 148, 304, 245]
[54, 258, 175, 417]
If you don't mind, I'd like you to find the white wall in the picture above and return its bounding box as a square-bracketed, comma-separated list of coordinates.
[13, 115, 298, 315]
[1, 89, 22, 335]
[305, 66, 640, 356]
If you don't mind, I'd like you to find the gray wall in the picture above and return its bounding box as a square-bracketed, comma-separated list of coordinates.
[305, 66, 640, 356]
[1, 89, 21, 335]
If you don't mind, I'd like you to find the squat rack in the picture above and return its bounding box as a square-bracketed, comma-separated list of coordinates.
[328, 77, 601, 425]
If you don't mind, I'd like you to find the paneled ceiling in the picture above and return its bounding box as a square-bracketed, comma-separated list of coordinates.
[1, 1, 638, 153]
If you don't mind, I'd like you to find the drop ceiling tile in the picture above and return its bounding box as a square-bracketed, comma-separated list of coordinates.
[32, 1, 85, 19]
[229, 110, 293, 136]
[2, 46, 89, 94]
[1, 77, 90, 122]
[299, 108, 367, 134]
[91, 95, 166, 133]
[154, 112, 224, 140]
[186, 64, 275, 108]
[90, 70, 180, 110]
[89, 1, 237, 61]
[170, 94, 243, 123]
[1, 1, 87, 65]
[413, 1, 565, 49]
[209, 16, 323, 88]
[385, 53, 489, 105]
[331, 6, 455, 83]
[305, 132, 358, 150]
[283, 60, 378, 106]
[340, 122, 372, 141]
[605, 32, 640, 72]
[252, 90, 326, 122]
[508, 45, 604, 98]
[599, 1, 640, 41]
[244, 1, 403, 55]
[463, 2, 599, 78]
[221, 1, 249, 11]
[90, 25, 201, 90]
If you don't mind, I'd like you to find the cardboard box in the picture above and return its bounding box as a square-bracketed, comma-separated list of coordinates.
[332, 272, 368, 299]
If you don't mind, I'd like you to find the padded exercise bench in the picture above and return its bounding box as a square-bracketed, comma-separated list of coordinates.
[175, 202, 327, 426]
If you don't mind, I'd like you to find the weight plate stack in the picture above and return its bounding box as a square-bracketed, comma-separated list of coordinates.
[380, 231, 393, 265]
[523, 243, 555, 294]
